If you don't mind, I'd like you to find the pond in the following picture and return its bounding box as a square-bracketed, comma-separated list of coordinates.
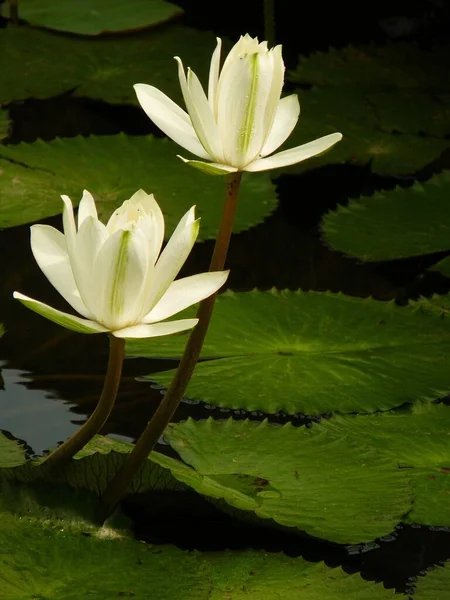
[1, 0, 450, 597]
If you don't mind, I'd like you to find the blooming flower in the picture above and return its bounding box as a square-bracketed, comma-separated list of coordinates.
[14, 190, 228, 338]
[134, 34, 342, 176]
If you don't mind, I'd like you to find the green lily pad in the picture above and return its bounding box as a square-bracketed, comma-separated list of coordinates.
[0, 108, 11, 141]
[0, 482, 397, 600]
[313, 402, 450, 526]
[0, 134, 276, 236]
[163, 417, 411, 544]
[413, 562, 450, 599]
[0, 433, 27, 468]
[285, 44, 450, 176]
[1, 0, 182, 35]
[0, 24, 218, 106]
[415, 294, 450, 315]
[322, 171, 450, 261]
[129, 290, 450, 415]
[430, 256, 450, 278]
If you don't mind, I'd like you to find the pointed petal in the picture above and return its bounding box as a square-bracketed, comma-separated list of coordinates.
[61, 194, 77, 251]
[30, 224, 92, 318]
[177, 155, 238, 175]
[144, 270, 229, 323]
[13, 292, 108, 334]
[94, 227, 150, 330]
[77, 190, 98, 229]
[261, 94, 300, 157]
[113, 318, 198, 339]
[244, 132, 343, 172]
[134, 83, 211, 160]
[142, 207, 199, 314]
[261, 45, 285, 147]
[128, 189, 165, 255]
[208, 37, 222, 115]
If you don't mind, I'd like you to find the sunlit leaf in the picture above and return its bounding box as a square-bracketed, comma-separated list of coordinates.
[322, 171, 450, 260]
[163, 417, 411, 544]
[0, 135, 276, 236]
[2, 0, 182, 34]
[129, 290, 450, 415]
[412, 561, 450, 599]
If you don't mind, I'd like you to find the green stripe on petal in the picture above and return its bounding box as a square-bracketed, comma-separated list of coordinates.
[108, 230, 131, 320]
[13, 292, 108, 334]
[238, 53, 260, 156]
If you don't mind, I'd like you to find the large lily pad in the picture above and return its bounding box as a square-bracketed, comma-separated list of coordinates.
[1, 0, 182, 35]
[0, 433, 26, 468]
[285, 43, 450, 176]
[163, 417, 412, 544]
[413, 561, 450, 600]
[0, 134, 277, 236]
[129, 290, 450, 415]
[0, 24, 218, 106]
[322, 171, 450, 261]
[0, 483, 396, 600]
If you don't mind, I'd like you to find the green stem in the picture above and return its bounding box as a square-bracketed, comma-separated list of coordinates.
[41, 335, 125, 472]
[9, 0, 18, 24]
[99, 172, 243, 520]
[263, 0, 276, 46]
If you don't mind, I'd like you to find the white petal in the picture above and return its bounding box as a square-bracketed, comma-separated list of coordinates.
[175, 58, 221, 161]
[244, 132, 343, 172]
[208, 37, 222, 116]
[128, 189, 165, 255]
[133, 83, 211, 160]
[30, 224, 92, 319]
[177, 155, 238, 175]
[142, 207, 199, 314]
[113, 319, 198, 339]
[217, 50, 275, 167]
[72, 216, 108, 318]
[77, 190, 98, 229]
[61, 194, 77, 250]
[186, 67, 224, 161]
[261, 94, 300, 157]
[13, 292, 108, 334]
[93, 227, 150, 330]
[144, 270, 229, 323]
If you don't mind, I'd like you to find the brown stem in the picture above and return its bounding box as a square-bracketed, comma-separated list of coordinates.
[9, 0, 19, 24]
[99, 172, 243, 519]
[41, 335, 125, 472]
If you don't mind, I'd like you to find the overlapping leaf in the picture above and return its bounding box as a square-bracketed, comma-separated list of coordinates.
[0, 24, 218, 106]
[322, 171, 450, 261]
[1, 0, 182, 34]
[412, 562, 450, 599]
[129, 290, 450, 415]
[285, 44, 450, 175]
[0, 135, 277, 236]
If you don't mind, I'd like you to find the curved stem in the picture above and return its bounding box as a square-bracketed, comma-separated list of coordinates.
[99, 172, 243, 520]
[41, 335, 125, 472]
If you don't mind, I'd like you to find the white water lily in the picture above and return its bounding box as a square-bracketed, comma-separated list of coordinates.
[14, 190, 228, 338]
[134, 34, 342, 176]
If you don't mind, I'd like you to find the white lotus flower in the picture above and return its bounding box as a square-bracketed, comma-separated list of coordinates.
[14, 190, 228, 338]
[134, 34, 342, 176]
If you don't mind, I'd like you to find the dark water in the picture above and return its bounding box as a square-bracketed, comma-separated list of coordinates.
[1, 0, 450, 594]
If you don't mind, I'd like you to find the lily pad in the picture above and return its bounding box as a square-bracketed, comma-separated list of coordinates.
[129, 290, 450, 415]
[0, 433, 26, 468]
[0, 134, 277, 236]
[0, 24, 219, 106]
[2, 0, 182, 35]
[322, 171, 450, 261]
[163, 417, 411, 544]
[413, 561, 450, 599]
[429, 256, 450, 278]
[285, 44, 450, 175]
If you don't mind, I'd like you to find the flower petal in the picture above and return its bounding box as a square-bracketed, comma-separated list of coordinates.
[77, 190, 98, 229]
[260, 94, 300, 157]
[30, 224, 92, 318]
[177, 155, 238, 175]
[144, 270, 229, 323]
[244, 132, 343, 172]
[94, 227, 150, 330]
[133, 83, 211, 160]
[142, 207, 199, 315]
[13, 292, 108, 334]
[113, 318, 198, 339]
[61, 194, 77, 250]
[261, 44, 285, 146]
[128, 189, 165, 255]
[208, 37, 222, 116]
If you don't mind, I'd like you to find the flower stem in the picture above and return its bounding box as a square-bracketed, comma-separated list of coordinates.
[99, 172, 243, 520]
[41, 335, 125, 472]
[9, 0, 19, 24]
